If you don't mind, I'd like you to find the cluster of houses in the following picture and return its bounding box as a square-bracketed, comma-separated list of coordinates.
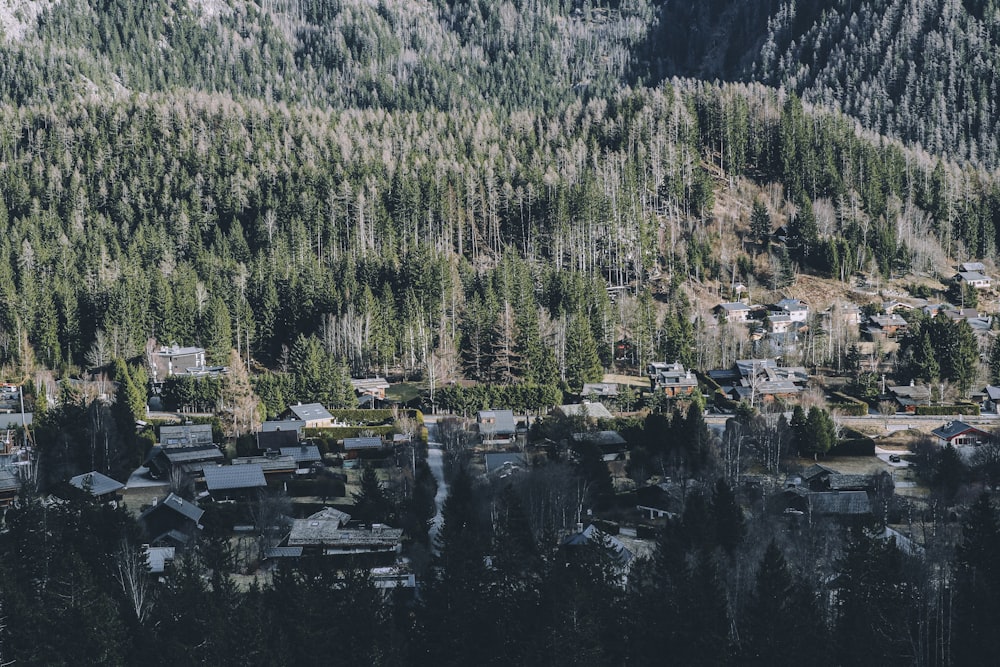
[713, 259, 995, 352]
[52, 399, 412, 579]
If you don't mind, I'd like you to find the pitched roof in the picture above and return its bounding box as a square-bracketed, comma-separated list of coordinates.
[343, 436, 385, 450]
[145, 546, 176, 574]
[931, 420, 989, 441]
[961, 262, 987, 273]
[826, 474, 874, 491]
[715, 302, 750, 312]
[581, 382, 619, 397]
[807, 491, 871, 515]
[561, 524, 633, 565]
[154, 445, 224, 465]
[68, 471, 124, 497]
[986, 386, 1000, 401]
[257, 430, 299, 450]
[889, 384, 931, 401]
[261, 420, 306, 434]
[286, 403, 334, 422]
[203, 464, 267, 491]
[800, 464, 839, 481]
[957, 271, 990, 282]
[350, 377, 390, 392]
[287, 520, 403, 548]
[141, 492, 204, 523]
[478, 409, 517, 435]
[243, 455, 298, 473]
[280, 445, 322, 464]
[555, 402, 613, 419]
[160, 423, 214, 446]
[264, 546, 303, 559]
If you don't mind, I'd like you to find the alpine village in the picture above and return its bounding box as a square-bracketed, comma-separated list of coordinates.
[2, 0, 1000, 665]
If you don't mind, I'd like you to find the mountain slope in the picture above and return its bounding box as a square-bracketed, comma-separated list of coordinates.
[649, 0, 1000, 167]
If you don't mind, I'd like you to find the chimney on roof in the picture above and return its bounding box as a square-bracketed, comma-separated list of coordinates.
[910, 379, 915, 387]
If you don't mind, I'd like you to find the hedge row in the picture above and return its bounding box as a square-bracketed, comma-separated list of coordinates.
[914, 404, 981, 416]
[305, 425, 397, 453]
[830, 392, 869, 417]
[830, 437, 876, 456]
[329, 409, 396, 425]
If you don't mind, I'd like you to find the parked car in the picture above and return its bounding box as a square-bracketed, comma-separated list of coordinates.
[888, 454, 901, 463]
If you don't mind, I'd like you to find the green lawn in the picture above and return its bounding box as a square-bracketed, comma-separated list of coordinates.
[386, 382, 421, 403]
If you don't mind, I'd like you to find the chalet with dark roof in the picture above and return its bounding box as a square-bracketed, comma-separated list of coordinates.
[145, 444, 224, 480]
[865, 313, 909, 339]
[139, 493, 204, 549]
[286, 507, 403, 564]
[280, 445, 323, 467]
[256, 429, 299, 452]
[232, 454, 297, 479]
[477, 409, 517, 445]
[888, 383, 931, 413]
[931, 421, 990, 448]
[647, 362, 699, 397]
[203, 464, 267, 499]
[261, 420, 305, 437]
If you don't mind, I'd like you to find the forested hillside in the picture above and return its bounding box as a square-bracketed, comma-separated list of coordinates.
[651, 0, 1000, 167]
[2, 83, 1000, 395]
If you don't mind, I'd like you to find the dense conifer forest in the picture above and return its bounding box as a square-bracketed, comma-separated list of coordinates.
[3, 0, 1000, 664]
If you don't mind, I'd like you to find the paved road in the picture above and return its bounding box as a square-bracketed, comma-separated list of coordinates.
[426, 423, 447, 553]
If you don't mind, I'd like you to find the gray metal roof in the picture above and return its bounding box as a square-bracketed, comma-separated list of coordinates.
[232, 455, 297, 472]
[478, 409, 517, 435]
[69, 471, 124, 497]
[203, 465, 267, 491]
[261, 420, 306, 434]
[141, 492, 204, 523]
[287, 520, 403, 548]
[145, 546, 176, 574]
[280, 445, 322, 463]
[286, 403, 334, 422]
[807, 491, 871, 515]
[343, 436, 384, 450]
[264, 546, 303, 559]
[160, 423, 214, 446]
[162, 445, 224, 464]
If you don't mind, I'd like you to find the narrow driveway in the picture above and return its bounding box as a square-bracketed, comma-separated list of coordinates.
[426, 423, 448, 553]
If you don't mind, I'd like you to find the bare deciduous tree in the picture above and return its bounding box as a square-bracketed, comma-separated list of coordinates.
[114, 540, 151, 624]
